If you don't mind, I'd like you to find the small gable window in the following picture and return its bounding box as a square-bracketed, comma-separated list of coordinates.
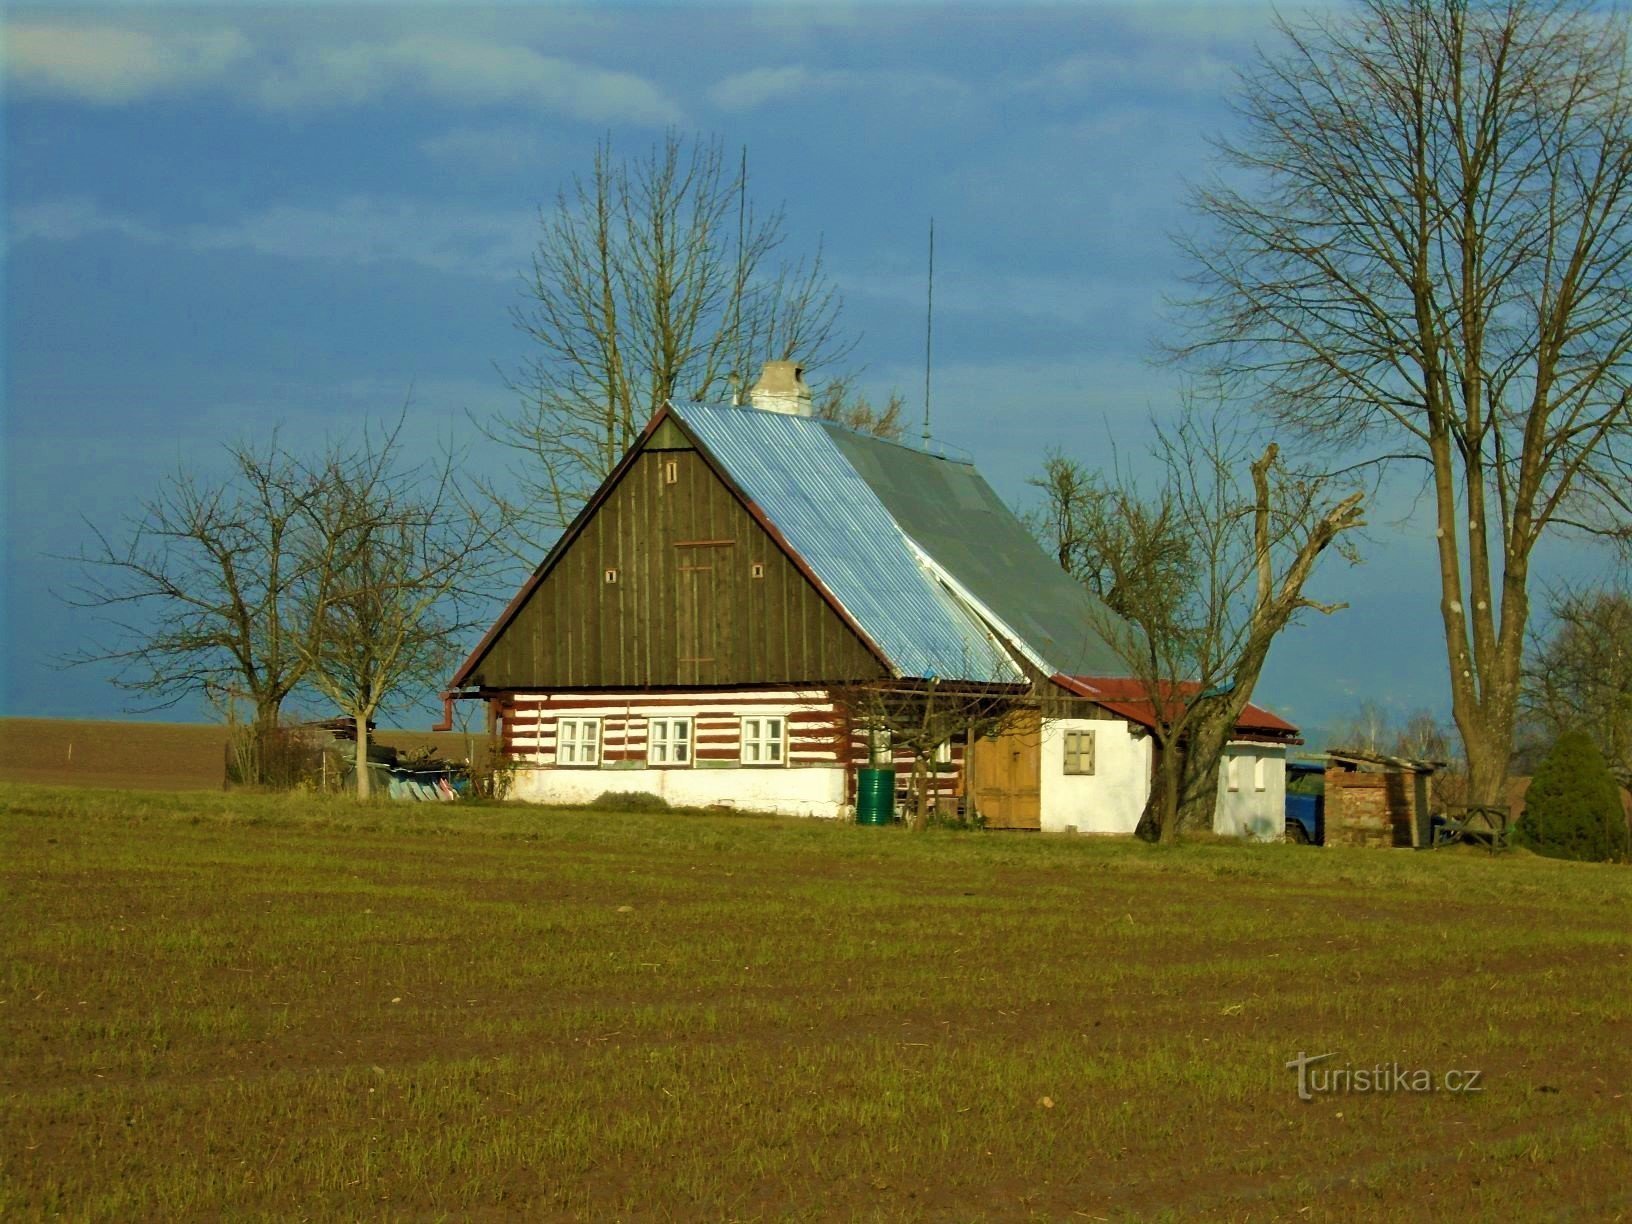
[1063, 729, 1095, 776]
[741, 716, 785, 766]
[648, 718, 692, 767]
[556, 717, 601, 767]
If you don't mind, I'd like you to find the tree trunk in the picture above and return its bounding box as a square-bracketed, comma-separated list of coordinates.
[1137, 734, 1180, 843]
[910, 754, 930, 831]
[355, 713, 372, 800]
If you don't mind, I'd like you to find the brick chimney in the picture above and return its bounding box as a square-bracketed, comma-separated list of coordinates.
[748, 360, 812, 417]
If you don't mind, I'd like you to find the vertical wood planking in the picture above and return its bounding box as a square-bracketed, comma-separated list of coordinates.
[465, 442, 886, 688]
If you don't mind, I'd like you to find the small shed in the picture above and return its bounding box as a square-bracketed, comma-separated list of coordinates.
[1323, 749, 1444, 848]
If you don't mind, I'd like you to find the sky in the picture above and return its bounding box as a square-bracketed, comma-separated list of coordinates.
[2, 1, 1618, 742]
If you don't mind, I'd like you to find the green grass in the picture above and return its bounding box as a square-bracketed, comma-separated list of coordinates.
[3, 785, 1629, 1221]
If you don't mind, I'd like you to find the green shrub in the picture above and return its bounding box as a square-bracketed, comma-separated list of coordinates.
[588, 790, 671, 812]
[1513, 730, 1630, 863]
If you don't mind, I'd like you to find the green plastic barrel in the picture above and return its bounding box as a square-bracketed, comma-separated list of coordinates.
[856, 768, 896, 825]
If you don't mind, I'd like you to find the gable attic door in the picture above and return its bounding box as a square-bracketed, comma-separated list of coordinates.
[460, 412, 889, 691]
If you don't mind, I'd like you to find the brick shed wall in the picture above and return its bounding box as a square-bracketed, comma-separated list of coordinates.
[1325, 769, 1425, 848]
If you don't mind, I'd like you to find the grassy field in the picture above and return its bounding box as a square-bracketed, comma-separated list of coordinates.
[3, 786, 1628, 1221]
[0, 719, 489, 792]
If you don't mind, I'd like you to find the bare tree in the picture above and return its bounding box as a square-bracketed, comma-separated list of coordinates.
[488, 133, 861, 534]
[1330, 700, 1455, 760]
[1031, 412, 1364, 841]
[811, 378, 907, 442]
[1522, 585, 1632, 782]
[1331, 700, 1393, 755]
[65, 436, 347, 738]
[830, 678, 1040, 832]
[1176, 0, 1632, 811]
[296, 431, 514, 799]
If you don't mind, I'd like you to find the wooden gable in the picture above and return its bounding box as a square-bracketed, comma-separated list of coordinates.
[459, 420, 889, 691]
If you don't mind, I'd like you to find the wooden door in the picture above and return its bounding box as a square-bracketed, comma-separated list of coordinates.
[971, 711, 1042, 830]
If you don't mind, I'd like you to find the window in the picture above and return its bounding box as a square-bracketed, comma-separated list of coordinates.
[1226, 755, 1241, 792]
[741, 716, 785, 765]
[604, 568, 619, 584]
[648, 718, 692, 766]
[556, 717, 601, 766]
[751, 562, 765, 579]
[934, 739, 954, 765]
[1063, 729, 1096, 775]
[664, 460, 679, 485]
[1253, 756, 1267, 792]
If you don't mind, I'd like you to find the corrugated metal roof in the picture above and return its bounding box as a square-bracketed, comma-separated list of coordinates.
[822, 425, 1136, 677]
[672, 402, 1022, 683]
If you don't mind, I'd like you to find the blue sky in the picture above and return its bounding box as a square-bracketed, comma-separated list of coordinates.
[2, 2, 1613, 739]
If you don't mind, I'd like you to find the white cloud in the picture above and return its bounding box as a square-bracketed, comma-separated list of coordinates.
[186, 197, 538, 281]
[5, 23, 250, 104]
[9, 195, 538, 281]
[708, 64, 964, 113]
[419, 127, 551, 174]
[4, 22, 679, 125]
[1020, 47, 1237, 100]
[256, 36, 681, 125]
[7, 197, 164, 249]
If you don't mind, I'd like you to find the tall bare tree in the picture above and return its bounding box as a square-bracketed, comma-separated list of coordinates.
[296, 430, 513, 799]
[1522, 585, 1632, 782]
[1176, 0, 1632, 810]
[1030, 413, 1364, 841]
[489, 133, 858, 534]
[65, 436, 347, 735]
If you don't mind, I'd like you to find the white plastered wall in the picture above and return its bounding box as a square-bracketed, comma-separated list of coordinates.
[1038, 717, 1152, 834]
[508, 763, 848, 818]
[1214, 742, 1287, 840]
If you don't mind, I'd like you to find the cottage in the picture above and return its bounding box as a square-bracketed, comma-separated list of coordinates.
[448, 362, 1300, 835]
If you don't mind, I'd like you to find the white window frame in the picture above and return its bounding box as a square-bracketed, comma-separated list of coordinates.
[647, 717, 692, 767]
[741, 716, 786, 766]
[934, 738, 954, 765]
[555, 717, 601, 767]
[1062, 729, 1096, 776]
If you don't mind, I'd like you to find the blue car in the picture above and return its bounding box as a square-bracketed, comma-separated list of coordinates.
[1285, 763, 1325, 845]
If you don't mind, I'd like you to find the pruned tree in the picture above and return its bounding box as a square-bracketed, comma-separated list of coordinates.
[296, 429, 513, 799]
[1030, 412, 1364, 842]
[1175, 0, 1632, 812]
[64, 436, 348, 740]
[1522, 585, 1632, 783]
[487, 133, 862, 534]
[830, 678, 1038, 831]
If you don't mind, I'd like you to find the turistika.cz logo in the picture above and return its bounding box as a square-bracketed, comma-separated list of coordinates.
[1285, 1051, 1485, 1101]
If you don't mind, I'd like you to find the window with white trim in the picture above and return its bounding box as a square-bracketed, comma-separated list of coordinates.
[741, 716, 785, 765]
[648, 717, 692, 766]
[934, 738, 954, 765]
[1062, 729, 1096, 775]
[1253, 756, 1267, 792]
[556, 717, 601, 766]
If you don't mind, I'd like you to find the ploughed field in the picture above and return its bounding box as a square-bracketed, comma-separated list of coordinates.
[3, 787, 1628, 1221]
[0, 718, 487, 791]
